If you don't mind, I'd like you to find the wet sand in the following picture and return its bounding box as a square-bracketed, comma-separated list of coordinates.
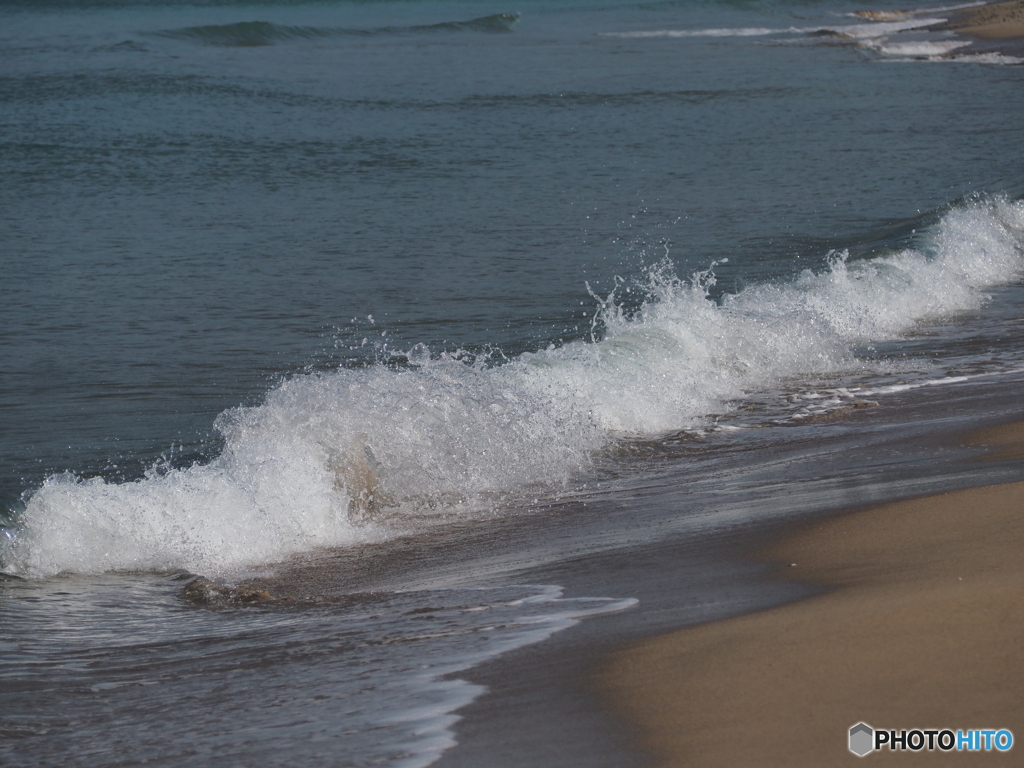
[597, 423, 1024, 766]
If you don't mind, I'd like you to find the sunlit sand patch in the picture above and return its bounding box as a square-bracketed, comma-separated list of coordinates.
[853, 1, 988, 22]
[947, 0, 1024, 38]
[852, 9, 917, 21]
[182, 576, 275, 606]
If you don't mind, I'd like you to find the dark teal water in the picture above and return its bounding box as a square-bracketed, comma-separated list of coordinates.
[4, 0, 1024, 504]
[2, 0, 1024, 764]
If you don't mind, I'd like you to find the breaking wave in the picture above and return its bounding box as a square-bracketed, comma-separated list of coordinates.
[3, 195, 1023, 578]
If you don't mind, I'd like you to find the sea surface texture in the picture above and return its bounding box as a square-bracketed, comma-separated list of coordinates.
[2, 0, 1024, 765]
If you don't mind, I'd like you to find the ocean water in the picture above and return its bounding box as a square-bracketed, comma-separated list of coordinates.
[2, 0, 1024, 764]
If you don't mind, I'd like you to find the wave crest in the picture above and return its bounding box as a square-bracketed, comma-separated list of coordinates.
[3, 196, 1023, 578]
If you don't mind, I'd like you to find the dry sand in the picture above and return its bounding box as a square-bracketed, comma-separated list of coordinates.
[597, 423, 1024, 766]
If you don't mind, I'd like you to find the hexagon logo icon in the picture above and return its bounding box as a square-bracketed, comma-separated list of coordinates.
[849, 723, 874, 757]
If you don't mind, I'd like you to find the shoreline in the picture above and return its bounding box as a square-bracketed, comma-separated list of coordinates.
[937, 0, 1024, 41]
[928, 0, 1024, 59]
[435, 374, 1024, 768]
[596, 423, 1024, 766]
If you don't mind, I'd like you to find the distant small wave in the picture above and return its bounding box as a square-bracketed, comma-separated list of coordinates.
[414, 13, 520, 34]
[150, 14, 520, 47]
[151, 21, 332, 47]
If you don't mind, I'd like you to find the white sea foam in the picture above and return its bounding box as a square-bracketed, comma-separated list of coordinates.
[4, 196, 1024, 577]
[827, 18, 949, 38]
[866, 40, 971, 57]
[381, 587, 637, 768]
[600, 18, 946, 40]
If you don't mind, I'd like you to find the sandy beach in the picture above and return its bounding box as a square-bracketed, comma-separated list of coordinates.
[597, 423, 1024, 766]
[942, 0, 1024, 40]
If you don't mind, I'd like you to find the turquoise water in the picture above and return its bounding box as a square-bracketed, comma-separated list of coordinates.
[2, 0, 1024, 763]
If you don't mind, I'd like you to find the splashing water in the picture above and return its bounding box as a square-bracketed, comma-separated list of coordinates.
[3, 196, 1023, 578]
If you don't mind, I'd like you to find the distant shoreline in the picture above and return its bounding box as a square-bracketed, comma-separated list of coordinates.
[854, 0, 1024, 59]
[934, 0, 1024, 60]
[596, 422, 1024, 766]
[938, 0, 1024, 41]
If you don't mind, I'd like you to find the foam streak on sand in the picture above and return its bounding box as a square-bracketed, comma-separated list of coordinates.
[598, 425, 1024, 766]
[600, 18, 946, 39]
